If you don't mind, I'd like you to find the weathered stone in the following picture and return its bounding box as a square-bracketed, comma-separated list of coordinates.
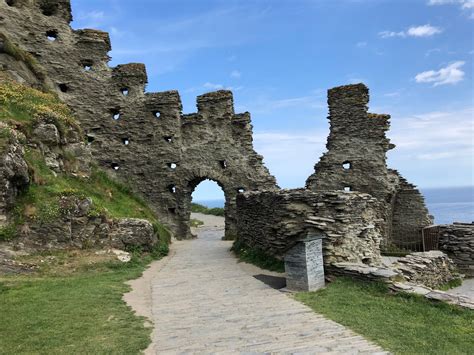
[0, 5, 278, 239]
[109, 218, 157, 251]
[392, 251, 459, 289]
[285, 236, 325, 292]
[439, 223, 474, 276]
[305, 84, 432, 250]
[236, 189, 383, 266]
[0, 125, 29, 226]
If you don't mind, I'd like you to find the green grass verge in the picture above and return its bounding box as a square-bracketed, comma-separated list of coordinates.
[295, 277, 474, 355]
[191, 202, 224, 217]
[0, 80, 170, 245]
[232, 239, 285, 273]
[0, 251, 166, 354]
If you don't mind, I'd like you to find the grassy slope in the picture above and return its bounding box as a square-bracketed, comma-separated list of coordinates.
[0, 79, 170, 245]
[0, 80, 170, 352]
[296, 278, 474, 355]
[0, 252, 160, 354]
[191, 202, 224, 217]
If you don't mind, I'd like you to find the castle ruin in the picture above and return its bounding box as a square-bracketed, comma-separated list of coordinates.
[0, 0, 437, 260]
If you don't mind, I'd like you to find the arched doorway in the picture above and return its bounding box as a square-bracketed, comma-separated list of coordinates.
[175, 175, 243, 240]
[190, 179, 225, 232]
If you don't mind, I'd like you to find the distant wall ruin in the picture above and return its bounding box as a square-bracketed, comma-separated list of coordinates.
[0, 0, 278, 239]
[305, 84, 432, 249]
[1, 0, 433, 249]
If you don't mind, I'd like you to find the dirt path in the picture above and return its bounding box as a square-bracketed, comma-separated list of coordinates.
[124, 214, 386, 354]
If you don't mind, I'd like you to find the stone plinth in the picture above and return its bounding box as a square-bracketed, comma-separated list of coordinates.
[285, 235, 325, 292]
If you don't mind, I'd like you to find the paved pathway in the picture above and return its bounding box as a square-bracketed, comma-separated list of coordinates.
[126, 214, 387, 354]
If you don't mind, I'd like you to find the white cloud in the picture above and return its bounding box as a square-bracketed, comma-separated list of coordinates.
[379, 25, 442, 38]
[415, 61, 465, 86]
[407, 25, 443, 37]
[389, 108, 474, 161]
[230, 70, 241, 79]
[356, 41, 368, 48]
[428, 0, 473, 7]
[428, 0, 474, 16]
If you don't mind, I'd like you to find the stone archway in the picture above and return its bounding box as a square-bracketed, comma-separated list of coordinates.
[175, 168, 246, 240]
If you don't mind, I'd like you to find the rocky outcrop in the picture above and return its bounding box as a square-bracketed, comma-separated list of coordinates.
[439, 223, 474, 276]
[11, 196, 157, 252]
[236, 189, 383, 266]
[392, 251, 459, 289]
[0, 124, 29, 226]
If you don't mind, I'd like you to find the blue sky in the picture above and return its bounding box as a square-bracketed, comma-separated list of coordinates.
[71, 0, 473, 200]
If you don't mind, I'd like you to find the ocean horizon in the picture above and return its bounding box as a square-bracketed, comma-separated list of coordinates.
[194, 186, 474, 225]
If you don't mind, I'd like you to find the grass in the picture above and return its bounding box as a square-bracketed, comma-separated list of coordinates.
[295, 277, 474, 355]
[191, 202, 224, 217]
[0, 249, 167, 354]
[232, 239, 285, 273]
[190, 218, 204, 228]
[0, 80, 171, 246]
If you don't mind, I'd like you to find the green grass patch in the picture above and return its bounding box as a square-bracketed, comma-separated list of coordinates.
[0, 251, 164, 354]
[190, 218, 204, 228]
[232, 239, 285, 273]
[295, 277, 474, 355]
[438, 277, 463, 291]
[191, 202, 224, 217]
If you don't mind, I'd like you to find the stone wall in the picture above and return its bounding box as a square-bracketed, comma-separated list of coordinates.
[439, 223, 474, 276]
[236, 189, 383, 266]
[0, 0, 277, 239]
[305, 84, 432, 249]
[392, 251, 459, 289]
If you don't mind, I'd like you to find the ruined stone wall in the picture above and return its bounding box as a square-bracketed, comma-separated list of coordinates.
[305, 84, 432, 248]
[0, 0, 278, 238]
[236, 189, 383, 266]
[439, 223, 474, 276]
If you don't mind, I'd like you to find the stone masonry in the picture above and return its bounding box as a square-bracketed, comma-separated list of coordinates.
[0, 0, 277, 239]
[306, 84, 432, 249]
[439, 223, 474, 276]
[236, 189, 383, 266]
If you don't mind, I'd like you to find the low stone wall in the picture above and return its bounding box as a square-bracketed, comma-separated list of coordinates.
[438, 223, 474, 276]
[236, 189, 383, 266]
[8, 196, 158, 252]
[392, 251, 459, 289]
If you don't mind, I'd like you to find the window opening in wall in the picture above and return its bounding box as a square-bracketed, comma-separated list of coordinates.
[342, 161, 351, 170]
[164, 136, 173, 143]
[168, 184, 177, 193]
[167, 162, 177, 170]
[46, 30, 58, 41]
[6, 0, 15, 7]
[168, 207, 176, 214]
[58, 83, 69, 93]
[86, 135, 95, 145]
[344, 186, 351, 192]
[120, 88, 129, 96]
[122, 138, 130, 145]
[153, 111, 161, 118]
[40, 2, 58, 16]
[219, 160, 227, 169]
[111, 163, 120, 171]
[111, 109, 121, 120]
[81, 60, 93, 71]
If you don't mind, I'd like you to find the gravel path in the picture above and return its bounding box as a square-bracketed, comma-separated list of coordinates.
[125, 214, 387, 354]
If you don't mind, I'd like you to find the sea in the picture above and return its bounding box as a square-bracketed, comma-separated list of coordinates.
[194, 186, 474, 225]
